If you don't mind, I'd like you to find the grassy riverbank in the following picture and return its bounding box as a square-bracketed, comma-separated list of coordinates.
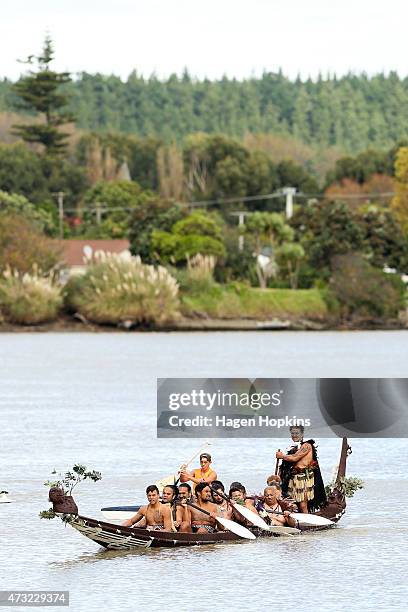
[1, 281, 405, 331]
[180, 283, 328, 321]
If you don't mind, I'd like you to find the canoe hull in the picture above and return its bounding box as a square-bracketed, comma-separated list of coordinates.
[69, 514, 247, 549]
[67, 514, 316, 549]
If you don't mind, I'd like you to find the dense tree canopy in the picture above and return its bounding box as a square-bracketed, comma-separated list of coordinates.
[1, 70, 408, 153]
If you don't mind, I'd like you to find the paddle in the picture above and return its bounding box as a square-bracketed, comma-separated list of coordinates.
[265, 525, 301, 536]
[155, 442, 211, 492]
[263, 508, 334, 527]
[187, 501, 255, 540]
[275, 449, 280, 475]
[210, 485, 272, 531]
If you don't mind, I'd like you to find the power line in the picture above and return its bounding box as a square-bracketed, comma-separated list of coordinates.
[188, 191, 284, 207]
[297, 191, 395, 199]
[61, 189, 396, 215]
[61, 192, 283, 213]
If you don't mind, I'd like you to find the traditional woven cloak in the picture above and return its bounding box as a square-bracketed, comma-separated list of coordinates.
[279, 445, 298, 497]
[279, 440, 326, 512]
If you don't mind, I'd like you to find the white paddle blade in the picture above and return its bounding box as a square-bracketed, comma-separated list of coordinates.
[232, 503, 270, 530]
[290, 512, 334, 527]
[216, 516, 256, 539]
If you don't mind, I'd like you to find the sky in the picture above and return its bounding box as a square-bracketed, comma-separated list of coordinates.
[1, 0, 407, 82]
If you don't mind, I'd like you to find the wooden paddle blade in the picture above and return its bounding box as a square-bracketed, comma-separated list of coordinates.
[216, 516, 256, 539]
[290, 512, 334, 527]
[155, 474, 177, 492]
[232, 503, 271, 530]
[267, 525, 301, 536]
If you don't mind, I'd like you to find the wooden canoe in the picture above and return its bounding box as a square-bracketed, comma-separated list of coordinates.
[63, 438, 350, 550]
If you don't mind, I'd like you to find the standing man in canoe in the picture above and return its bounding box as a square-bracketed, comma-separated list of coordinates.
[122, 485, 173, 530]
[276, 426, 326, 513]
[179, 453, 217, 492]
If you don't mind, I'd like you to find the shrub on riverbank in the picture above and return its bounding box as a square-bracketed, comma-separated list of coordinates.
[181, 281, 328, 321]
[330, 253, 405, 321]
[175, 254, 217, 294]
[0, 267, 62, 324]
[64, 253, 179, 326]
[0, 212, 62, 274]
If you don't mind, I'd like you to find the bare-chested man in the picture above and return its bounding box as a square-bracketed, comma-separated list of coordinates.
[229, 484, 260, 525]
[211, 481, 233, 520]
[161, 484, 190, 532]
[122, 485, 172, 530]
[258, 485, 297, 527]
[276, 425, 326, 513]
[178, 483, 192, 502]
[184, 482, 218, 533]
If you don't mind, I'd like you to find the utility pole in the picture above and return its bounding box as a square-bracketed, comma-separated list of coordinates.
[230, 211, 251, 251]
[238, 212, 245, 251]
[282, 187, 296, 219]
[52, 192, 65, 239]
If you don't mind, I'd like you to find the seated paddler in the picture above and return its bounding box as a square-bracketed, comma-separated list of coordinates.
[211, 480, 233, 520]
[183, 482, 219, 533]
[178, 482, 193, 502]
[229, 483, 260, 525]
[256, 484, 298, 527]
[161, 484, 191, 532]
[122, 485, 172, 531]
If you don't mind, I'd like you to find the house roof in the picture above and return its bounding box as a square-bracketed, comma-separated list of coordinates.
[60, 239, 130, 267]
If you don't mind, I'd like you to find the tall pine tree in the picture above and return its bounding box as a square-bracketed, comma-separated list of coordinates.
[12, 35, 74, 155]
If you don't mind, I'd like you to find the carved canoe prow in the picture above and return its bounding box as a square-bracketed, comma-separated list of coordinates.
[335, 437, 351, 485]
[315, 437, 350, 524]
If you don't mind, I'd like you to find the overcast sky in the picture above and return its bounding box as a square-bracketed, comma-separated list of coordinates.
[1, 0, 406, 82]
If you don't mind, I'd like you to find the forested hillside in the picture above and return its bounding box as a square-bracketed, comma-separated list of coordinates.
[0, 71, 407, 153]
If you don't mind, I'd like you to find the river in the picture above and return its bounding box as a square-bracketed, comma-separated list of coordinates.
[0, 331, 407, 611]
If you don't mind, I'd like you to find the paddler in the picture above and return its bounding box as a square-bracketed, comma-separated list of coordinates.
[179, 453, 217, 492]
[185, 482, 218, 533]
[257, 485, 297, 527]
[276, 425, 326, 513]
[161, 484, 179, 531]
[122, 485, 172, 530]
[228, 484, 260, 524]
[161, 484, 190, 532]
[178, 482, 193, 502]
[211, 480, 233, 520]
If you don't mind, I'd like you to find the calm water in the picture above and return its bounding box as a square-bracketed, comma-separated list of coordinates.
[0, 331, 407, 612]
